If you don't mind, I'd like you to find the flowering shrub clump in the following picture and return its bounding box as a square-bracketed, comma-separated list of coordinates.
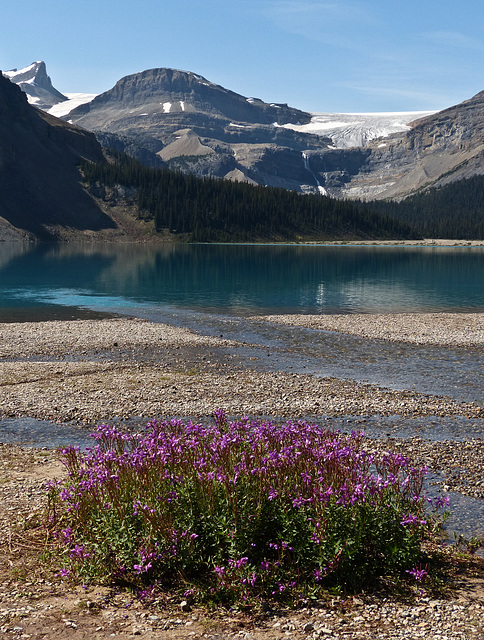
[48, 412, 445, 603]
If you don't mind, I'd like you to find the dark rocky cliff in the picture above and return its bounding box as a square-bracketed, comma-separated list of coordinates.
[0, 73, 116, 240]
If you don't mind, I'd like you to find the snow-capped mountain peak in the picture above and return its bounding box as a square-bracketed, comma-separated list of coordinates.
[2, 60, 67, 110]
[4, 61, 44, 83]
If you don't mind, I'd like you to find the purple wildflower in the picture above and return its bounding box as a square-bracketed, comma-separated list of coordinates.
[406, 566, 428, 582]
[400, 513, 427, 527]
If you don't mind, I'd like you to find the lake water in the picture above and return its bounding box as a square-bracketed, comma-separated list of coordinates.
[1, 242, 484, 319]
[1, 243, 484, 404]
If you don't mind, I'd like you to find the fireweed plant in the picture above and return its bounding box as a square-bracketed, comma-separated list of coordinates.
[47, 412, 447, 604]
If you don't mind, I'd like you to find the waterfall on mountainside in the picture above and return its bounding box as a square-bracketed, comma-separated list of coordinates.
[302, 152, 327, 195]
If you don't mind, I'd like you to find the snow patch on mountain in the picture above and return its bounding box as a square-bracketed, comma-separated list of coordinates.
[3, 62, 42, 82]
[48, 93, 98, 118]
[283, 111, 436, 148]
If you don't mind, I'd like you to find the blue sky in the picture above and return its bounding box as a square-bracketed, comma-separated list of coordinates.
[2, 0, 483, 113]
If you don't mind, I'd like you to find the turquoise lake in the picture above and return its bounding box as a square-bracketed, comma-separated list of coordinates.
[1, 241, 483, 407]
[1, 242, 484, 319]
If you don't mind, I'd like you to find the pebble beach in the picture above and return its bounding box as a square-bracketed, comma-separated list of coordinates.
[251, 313, 484, 347]
[1, 315, 483, 422]
[0, 313, 483, 639]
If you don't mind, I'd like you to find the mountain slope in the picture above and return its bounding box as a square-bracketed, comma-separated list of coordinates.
[0, 72, 117, 240]
[6, 62, 484, 204]
[80, 151, 418, 242]
[310, 91, 484, 200]
[65, 66, 484, 199]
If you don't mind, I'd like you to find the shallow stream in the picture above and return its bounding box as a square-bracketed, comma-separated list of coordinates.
[106, 304, 484, 407]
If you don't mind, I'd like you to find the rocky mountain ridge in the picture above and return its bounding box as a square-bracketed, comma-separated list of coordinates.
[64, 66, 484, 198]
[69, 67, 312, 126]
[5, 61, 484, 201]
[317, 90, 484, 200]
[64, 67, 333, 191]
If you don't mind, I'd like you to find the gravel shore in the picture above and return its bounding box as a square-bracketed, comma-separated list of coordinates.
[251, 313, 484, 346]
[1, 317, 482, 423]
[0, 315, 483, 639]
[0, 316, 483, 499]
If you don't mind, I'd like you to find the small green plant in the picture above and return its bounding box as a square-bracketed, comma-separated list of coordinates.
[47, 412, 448, 605]
[453, 532, 483, 555]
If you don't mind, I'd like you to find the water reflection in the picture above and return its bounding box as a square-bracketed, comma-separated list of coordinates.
[1, 242, 484, 318]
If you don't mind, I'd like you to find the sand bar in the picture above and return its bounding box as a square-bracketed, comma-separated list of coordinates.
[252, 312, 484, 346]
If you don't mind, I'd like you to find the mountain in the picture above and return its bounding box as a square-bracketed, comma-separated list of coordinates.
[65, 67, 334, 191]
[1, 62, 481, 242]
[6, 62, 484, 204]
[0, 71, 118, 240]
[0, 67, 417, 243]
[2, 61, 68, 110]
[312, 90, 484, 200]
[8, 62, 430, 153]
[3, 61, 96, 117]
[64, 66, 484, 198]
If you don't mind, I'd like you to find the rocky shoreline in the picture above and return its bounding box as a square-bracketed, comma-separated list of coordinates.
[1, 317, 483, 422]
[251, 312, 484, 347]
[0, 315, 483, 638]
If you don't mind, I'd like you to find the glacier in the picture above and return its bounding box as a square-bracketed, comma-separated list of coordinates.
[48, 93, 98, 118]
[283, 111, 436, 148]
